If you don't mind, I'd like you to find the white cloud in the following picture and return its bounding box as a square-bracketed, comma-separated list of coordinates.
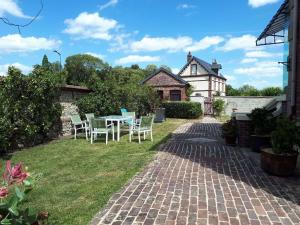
[129, 35, 223, 53]
[245, 51, 282, 58]
[0, 0, 31, 18]
[99, 0, 118, 10]
[177, 4, 196, 9]
[64, 12, 118, 40]
[130, 36, 193, 52]
[218, 34, 259, 52]
[85, 52, 105, 59]
[186, 36, 224, 52]
[241, 58, 258, 64]
[0, 63, 32, 76]
[0, 34, 61, 54]
[115, 55, 160, 65]
[172, 68, 180, 74]
[234, 61, 281, 78]
[248, 0, 279, 8]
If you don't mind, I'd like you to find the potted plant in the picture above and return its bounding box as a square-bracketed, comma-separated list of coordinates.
[221, 119, 237, 146]
[261, 118, 299, 176]
[247, 108, 275, 152]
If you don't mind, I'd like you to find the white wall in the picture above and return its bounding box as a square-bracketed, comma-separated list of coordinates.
[180, 59, 207, 76]
[215, 96, 275, 115]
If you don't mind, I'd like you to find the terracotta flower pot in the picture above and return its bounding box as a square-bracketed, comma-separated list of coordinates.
[261, 148, 299, 176]
[224, 135, 236, 146]
[250, 135, 271, 152]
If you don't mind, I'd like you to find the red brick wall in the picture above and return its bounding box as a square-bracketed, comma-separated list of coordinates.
[295, 1, 300, 120]
[146, 72, 183, 86]
[154, 86, 188, 101]
[145, 71, 188, 101]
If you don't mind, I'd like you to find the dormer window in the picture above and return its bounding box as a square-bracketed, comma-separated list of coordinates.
[191, 64, 197, 75]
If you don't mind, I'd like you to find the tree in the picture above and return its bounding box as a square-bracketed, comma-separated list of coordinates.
[131, 64, 140, 70]
[145, 64, 158, 75]
[239, 85, 260, 96]
[226, 84, 241, 96]
[160, 65, 172, 72]
[42, 54, 50, 70]
[64, 54, 109, 85]
[260, 87, 283, 96]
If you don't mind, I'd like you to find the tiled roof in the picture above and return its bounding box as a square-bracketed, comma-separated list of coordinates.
[178, 56, 226, 80]
[141, 67, 189, 85]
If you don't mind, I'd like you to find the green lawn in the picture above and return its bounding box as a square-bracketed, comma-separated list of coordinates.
[1, 119, 186, 225]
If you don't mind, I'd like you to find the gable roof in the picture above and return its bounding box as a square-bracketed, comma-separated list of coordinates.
[178, 56, 226, 80]
[141, 67, 189, 85]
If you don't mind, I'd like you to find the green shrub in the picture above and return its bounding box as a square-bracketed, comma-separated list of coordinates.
[213, 99, 225, 116]
[76, 77, 160, 117]
[221, 118, 237, 137]
[162, 101, 202, 119]
[0, 67, 62, 153]
[271, 118, 299, 154]
[247, 108, 275, 135]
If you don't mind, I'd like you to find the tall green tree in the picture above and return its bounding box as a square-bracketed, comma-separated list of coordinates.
[42, 54, 51, 70]
[64, 54, 109, 85]
[144, 64, 158, 75]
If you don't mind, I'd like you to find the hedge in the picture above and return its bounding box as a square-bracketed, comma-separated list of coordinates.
[0, 66, 62, 153]
[162, 101, 202, 119]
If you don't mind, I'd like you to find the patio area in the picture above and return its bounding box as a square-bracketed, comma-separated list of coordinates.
[91, 117, 300, 225]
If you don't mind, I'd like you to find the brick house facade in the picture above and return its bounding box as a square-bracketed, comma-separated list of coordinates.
[141, 67, 189, 101]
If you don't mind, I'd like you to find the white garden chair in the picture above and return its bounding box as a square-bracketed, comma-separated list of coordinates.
[90, 118, 114, 145]
[130, 115, 154, 143]
[70, 114, 86, 140]
[84, 113, 95, 140]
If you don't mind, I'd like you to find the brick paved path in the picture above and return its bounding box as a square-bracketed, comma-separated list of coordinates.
[91, 117, 300, 225]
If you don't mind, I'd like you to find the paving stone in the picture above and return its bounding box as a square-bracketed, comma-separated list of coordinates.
[90, 118, 300, 225]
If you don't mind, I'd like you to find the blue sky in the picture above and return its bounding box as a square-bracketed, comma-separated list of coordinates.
[0, 0, 285, 88]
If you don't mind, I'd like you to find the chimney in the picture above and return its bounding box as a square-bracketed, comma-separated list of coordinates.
[211, 59, 222, 74]
[187, 51, 192, 62]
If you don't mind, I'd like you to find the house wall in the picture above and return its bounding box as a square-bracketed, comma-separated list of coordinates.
[144, 71, 188, 101]
[60, 88, 91, 135]
[154, 86, 188, 101]
[180, 59, 208, 76]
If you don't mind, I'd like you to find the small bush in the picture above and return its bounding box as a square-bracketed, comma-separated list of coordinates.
[162, 101, 202, 119]
[213, 99, 225, 116]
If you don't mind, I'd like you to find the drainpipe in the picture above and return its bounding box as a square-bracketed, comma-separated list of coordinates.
[291, 0, 298, 113]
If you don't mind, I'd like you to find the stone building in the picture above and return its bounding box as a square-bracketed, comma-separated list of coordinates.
[141, 67, 189, 101]
[256, 0, 300, 124]
[178, 52, 227, 98]
[60, 85, 91, 135]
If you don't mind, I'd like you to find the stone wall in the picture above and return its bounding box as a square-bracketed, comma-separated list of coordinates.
[215, 96, 274, 116]
[59, 85, 91, 135]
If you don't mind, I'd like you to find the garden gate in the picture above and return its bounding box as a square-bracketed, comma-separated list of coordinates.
[204, 97, 213, 115]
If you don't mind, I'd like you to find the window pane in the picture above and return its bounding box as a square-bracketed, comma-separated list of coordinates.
[170, 90, 181, 101]
[191, 64, 197, 75]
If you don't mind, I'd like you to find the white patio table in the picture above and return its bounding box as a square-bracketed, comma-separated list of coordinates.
[99, 115, 132, 142]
